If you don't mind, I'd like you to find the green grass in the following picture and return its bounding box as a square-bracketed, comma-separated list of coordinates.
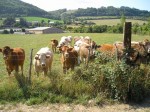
[87, 19, 147, 26]
[0, 33, 149, 104]
[0, 33, 148, 81]
[22, 16, 63, 23]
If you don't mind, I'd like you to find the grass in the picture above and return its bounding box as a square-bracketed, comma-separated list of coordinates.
[0, 33, 149, 104]
[87, 19, 147, 26]
[22, 16, 63, 23]
[0, 33, 149, 77]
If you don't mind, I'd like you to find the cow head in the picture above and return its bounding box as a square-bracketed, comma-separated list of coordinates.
[61, 46, 73, 58]
[142, 39, 150, 54]
[51, 39, 58, 46]
[35, 53, 50, 68]
[0, 46, 13, 60]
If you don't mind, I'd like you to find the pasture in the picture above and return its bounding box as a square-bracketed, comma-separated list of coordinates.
[87, 19, 147, 26]
[22, 16, 63, 23]
[0, 33, 150, 104]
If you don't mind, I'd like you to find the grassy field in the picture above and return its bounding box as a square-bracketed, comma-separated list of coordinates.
[87, 19, 147, 26]
[0, 33, 149, 105]
[0, 33, 149, 78]
[22, 16, 63, 23]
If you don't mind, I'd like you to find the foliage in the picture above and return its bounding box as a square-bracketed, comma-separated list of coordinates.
[73, 6, 150, 18]
[3, 17, 16, 27]
[0, 0, 48, 17]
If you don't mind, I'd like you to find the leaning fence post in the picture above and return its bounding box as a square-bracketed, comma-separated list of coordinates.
[28, 49, 33, 84]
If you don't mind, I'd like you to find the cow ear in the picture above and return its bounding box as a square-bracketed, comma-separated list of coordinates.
[97, 45, 101, 48]
[139, 42, 144, 46]
[10, 49, 13, 52]
[46, 55, 50, 58]
[67, 48, 73, 52]
[35, 55, 39, 60]
[0, 49, 2, 52]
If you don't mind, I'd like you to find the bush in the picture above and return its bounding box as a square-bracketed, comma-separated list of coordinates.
[0, 52, 149, 104]
[2, 30, 9, 34]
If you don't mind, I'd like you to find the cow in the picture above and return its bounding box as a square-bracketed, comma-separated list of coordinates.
[78, 43, 98, 66]
[73, 36, 84, 44]
[57, 36, 72, 48]
[33, 47, 53, 76]
[0, 46, 25, 76]
[97, 43, 124, 61]
[50, 39, 58, 53]
[115, 39, 150, 65]
[60, 45, 78, 73]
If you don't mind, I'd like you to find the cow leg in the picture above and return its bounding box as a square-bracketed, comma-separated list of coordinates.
[85, 58, 89, 67]
[63, 66, 66, 74]
[20, 65, 24, 75]
[44, 70, 48, 76]
[54, 47, 56, 53]
[15, 66, 19, 75]
[6, 67, 11, 76]
[78, 57, 80, 65]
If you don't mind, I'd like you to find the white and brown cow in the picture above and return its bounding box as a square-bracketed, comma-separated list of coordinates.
[0, 46, 25, 76]
[33, 47, 53, 76]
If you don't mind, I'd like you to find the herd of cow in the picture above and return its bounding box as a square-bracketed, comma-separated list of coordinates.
[0, 35, 150, 76]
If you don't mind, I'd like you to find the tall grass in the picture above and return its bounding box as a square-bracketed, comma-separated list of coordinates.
[0, 33, 149, 105]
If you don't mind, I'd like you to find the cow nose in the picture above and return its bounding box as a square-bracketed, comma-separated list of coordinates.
[65, 52, 69, 58]
[3, 55, 7, 60]
[42, 63, 46, 66]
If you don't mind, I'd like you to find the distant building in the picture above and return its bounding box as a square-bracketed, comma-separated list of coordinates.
[27, 27, 64, 34]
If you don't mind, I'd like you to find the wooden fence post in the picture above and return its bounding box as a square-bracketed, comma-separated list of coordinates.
[123, 22, 132, 49]
[28, 49, 33, 84]
[123, 22, 132, 65]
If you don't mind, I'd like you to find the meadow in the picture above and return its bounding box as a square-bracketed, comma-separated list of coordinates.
[22, 16, 63, 23]
[0, 33, 149, 105]
[87, 19, 147, 26]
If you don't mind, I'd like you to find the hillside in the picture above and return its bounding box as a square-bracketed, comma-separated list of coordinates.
[49, 6, 150, 20]
[0, 0, 49, 17]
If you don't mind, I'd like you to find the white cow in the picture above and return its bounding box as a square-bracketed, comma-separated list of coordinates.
[57, 36, 72, 48]
[33, 47, 53, 76]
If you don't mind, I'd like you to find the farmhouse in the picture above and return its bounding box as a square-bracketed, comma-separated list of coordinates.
[27, 27, 64, 34]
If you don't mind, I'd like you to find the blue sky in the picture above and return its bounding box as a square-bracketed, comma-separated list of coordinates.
[21, 0, 150, 11]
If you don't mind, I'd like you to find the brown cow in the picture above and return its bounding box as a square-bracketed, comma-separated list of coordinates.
[60, 45, 78, 73]
[98, 43, 124, 61]
[0, 46, 25, 75]
[51, 39, 58, 53]
[79, 43, 98, 66]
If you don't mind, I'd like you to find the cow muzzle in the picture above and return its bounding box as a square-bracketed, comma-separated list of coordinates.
[41, 63, 46, 67]
[3, 55, 8, 60]
[64, 52, 69, 58]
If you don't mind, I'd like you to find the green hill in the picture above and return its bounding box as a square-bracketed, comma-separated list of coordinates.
[0, 0, 49, 17]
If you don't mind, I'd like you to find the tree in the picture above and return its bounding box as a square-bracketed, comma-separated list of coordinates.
[10, 29, 14, 34]
[120, 14, 126, 26]
[3, 17, 16, 27]
[19, 18, 28, 27]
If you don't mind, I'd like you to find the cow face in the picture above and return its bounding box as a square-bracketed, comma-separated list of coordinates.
[61, 46, 73, 58]
[144, 41, 150, 54]
[51, 39, 58, 46]
[0, 46, 13, 60]
[35, 53, 50, 68]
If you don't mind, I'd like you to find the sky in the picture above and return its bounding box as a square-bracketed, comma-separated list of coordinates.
[21, 0, 150, 12]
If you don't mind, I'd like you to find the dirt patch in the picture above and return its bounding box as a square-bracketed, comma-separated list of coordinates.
[0, 100, 150, 112]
